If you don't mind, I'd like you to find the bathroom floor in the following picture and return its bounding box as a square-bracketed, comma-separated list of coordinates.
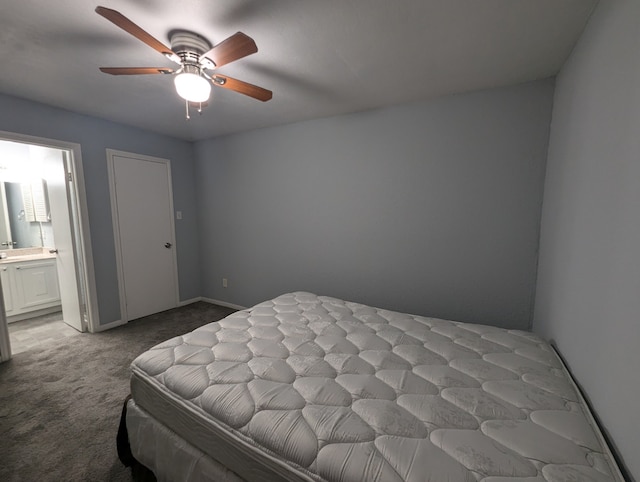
[8, 311, 81, 355]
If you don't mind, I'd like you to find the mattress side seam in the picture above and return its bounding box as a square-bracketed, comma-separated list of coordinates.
[130, 366, 323, 482]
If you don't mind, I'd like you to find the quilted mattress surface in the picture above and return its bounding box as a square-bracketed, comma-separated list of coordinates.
[130, 292, 621, 482]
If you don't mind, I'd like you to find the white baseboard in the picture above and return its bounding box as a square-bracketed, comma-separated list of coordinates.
[201, 297, 246, 311]
[178, 297, 203, 307]
[92, 318, 126, 333]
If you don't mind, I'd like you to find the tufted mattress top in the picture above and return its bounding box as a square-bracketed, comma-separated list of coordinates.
[130, 292, 622, 482]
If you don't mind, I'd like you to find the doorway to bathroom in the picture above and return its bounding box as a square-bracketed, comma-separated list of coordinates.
[0, 132, 98, 360]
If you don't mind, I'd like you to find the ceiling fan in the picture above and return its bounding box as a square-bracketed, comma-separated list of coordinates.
[95, 6, 272, 118]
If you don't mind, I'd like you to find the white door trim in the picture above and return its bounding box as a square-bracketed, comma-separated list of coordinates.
[0, 290, 10, 362]
[106, 149, 179, 323]
[0, 131, 99, 355]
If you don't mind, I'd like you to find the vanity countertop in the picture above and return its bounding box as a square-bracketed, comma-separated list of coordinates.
[0, 248, 56, 264]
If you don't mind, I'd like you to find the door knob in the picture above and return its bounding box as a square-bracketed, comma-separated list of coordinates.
[49, 249, 59, 254]
[164, 242, 172, 249]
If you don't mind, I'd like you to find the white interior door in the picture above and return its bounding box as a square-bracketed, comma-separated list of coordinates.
[37, 147, 84, 332]
[109, 151, 178, 321]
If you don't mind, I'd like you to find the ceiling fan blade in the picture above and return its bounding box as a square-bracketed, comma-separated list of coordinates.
[212, 74, 272, 102]
[100, 67, 175, 75]
[201, 32, 257, 68]
[95, 6, 177, 59]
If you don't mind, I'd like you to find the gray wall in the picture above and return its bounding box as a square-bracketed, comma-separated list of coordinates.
[0, 94, 201, 325]
[195, 79, 554, 329]
[533, 1, 639, 479]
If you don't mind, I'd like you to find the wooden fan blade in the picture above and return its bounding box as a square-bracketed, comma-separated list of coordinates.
[96, 6, 176, 58]
[202, 32, 257, 68]
[100, 67, 174, 75]
[212, 74, 272, 102]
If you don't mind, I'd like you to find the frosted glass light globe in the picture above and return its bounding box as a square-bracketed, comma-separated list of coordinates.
[174, 72, 211, 103]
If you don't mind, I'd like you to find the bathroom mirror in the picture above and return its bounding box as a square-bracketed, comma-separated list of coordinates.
[0, 181, 52, 249]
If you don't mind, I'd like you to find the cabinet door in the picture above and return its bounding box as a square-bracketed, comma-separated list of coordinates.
[1, 266, 13, 313]
[15, 261, 60, 309]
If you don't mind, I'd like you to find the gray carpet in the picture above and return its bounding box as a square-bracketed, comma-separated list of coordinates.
[0, 302, 236, 482]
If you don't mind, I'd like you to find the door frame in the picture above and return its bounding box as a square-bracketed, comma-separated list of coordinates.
[0, 289, 9, 362]
[106, 149, 179, 323]
[0, 131, 99, 361]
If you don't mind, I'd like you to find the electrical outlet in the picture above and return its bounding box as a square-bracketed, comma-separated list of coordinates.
[222, 278, 228, 288]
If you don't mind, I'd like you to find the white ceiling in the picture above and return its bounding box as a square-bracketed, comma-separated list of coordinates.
[0, 0, 597, 141]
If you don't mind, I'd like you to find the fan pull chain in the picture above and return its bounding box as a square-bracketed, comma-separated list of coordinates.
[185, 99, 190, 120]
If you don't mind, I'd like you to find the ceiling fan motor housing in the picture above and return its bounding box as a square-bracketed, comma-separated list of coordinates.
[169, 31, 213, 67]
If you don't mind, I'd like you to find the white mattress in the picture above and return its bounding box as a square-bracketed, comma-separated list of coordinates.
[130, 292, 623, 482]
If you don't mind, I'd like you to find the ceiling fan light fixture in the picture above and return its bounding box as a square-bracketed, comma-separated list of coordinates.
[96, 8, 272, 106]
[174, 70, 211, 103]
